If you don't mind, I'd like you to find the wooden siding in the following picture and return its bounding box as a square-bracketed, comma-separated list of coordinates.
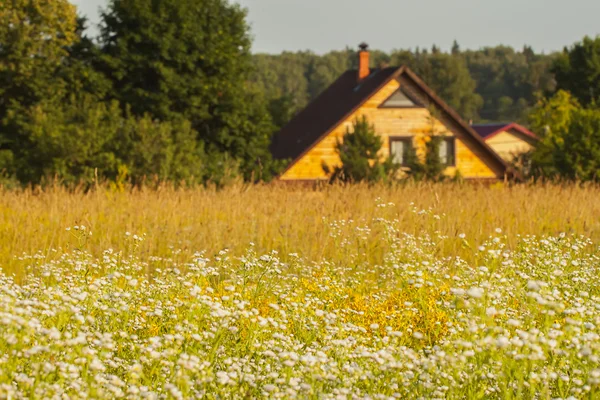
[281, 79, 497, 180]
[486, 129, 535, 162]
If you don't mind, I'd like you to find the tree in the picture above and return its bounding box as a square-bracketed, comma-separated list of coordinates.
[326, 116, 397, 183]
[0, 0, 78, 175]
[390, 50, 483, 121]
[451, 40, 460, 56]
[529, 90, 600, 181]
[251, 45, 558, 129]
[305, 50, 353, 100]
[7, 93, 211, 186]
[404, 115, 448, 182]
[60, 17, 112, 101]
[6, 96, 125, 185]
[99, 0, 278, 181]
[464, 45, 556, 122]
[0, 0, 77, 106]
[553, 36, 600, 106]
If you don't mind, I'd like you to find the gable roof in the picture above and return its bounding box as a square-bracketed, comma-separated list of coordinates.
[271, 66, 514, 179]
[472, 123, 539, 142]
[270, 67, 399, 161]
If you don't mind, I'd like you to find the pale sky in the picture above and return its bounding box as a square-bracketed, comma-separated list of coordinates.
[70, 0, 600, 54]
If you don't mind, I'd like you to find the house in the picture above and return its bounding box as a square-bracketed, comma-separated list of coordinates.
[471, 123, 538, 162]
[271, 44, 513, 181]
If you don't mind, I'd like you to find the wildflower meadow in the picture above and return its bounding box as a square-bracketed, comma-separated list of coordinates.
[1, 184, 600, 399]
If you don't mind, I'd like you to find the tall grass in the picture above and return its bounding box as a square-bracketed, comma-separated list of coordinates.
[2, 182, 599, 279]
[2, 182, 600, 398]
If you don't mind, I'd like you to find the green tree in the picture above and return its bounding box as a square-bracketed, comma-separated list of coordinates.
[451, 40, 460, 56]
[0, 0, 78, 175]
[327, 116, 397, 183]
[404, 115, 448, 182]
[529, 90, 600, 181]
[6, 95, 125, 185]
[250, 44, 558, 129]
[306, 50, 353, 100]
[553, 36, 600, 106]
[99, 0, 278, 181]
[7, 93, 212, 186]
[464, 45, 556, 122]
[390, 49, 483, 121]
[60, 17, 112, 101]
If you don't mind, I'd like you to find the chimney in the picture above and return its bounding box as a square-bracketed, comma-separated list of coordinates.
[358, 42, 370, 82]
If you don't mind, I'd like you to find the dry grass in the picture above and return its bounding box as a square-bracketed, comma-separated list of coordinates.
[1, 182, 599, 278]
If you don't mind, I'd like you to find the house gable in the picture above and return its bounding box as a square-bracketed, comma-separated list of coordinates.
[472, 123, 538, 162]
[485, 127, 536, 162]
[276, 67, 510, 181]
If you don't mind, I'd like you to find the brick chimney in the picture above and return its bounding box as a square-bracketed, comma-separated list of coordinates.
[358, 42, 370, 82]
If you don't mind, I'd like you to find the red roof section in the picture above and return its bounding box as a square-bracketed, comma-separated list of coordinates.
[471, 123, 539, 141]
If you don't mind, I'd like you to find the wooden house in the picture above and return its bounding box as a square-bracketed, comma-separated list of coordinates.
[271, 44, 513, 181]
[471, 123, 538, 162]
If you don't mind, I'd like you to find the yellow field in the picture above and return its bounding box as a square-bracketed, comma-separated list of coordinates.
[1, 182, 599, 279]
[2, 183, 600, 398]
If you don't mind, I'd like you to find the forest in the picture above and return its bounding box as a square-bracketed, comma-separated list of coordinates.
[252, 43, 557, 129]
[1, 0, 599, 186]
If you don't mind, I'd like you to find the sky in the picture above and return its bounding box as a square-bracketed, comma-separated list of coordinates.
[70, 0, 600, 54]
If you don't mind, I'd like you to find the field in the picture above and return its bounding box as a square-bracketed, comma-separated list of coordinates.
[1, 183, 600, 399]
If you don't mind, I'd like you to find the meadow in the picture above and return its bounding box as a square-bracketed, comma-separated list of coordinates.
[1, 183, 600, 398]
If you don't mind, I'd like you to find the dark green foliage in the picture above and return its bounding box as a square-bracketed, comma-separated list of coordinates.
[423, 136, 446, 181]
[390, 49, 483, 121]
[529, 91, 600, 182]
[328, 116, 398, 183]
[98, 0, 278, 181]
[0, 0, 597, 188]
[0, 0, 284, 187]
[6, 94, 211, 186]
[403, 112, 448, 182]
[558, 109, 600, 181]
[463, 46, 556, 122]
[404, 136, 447, 182]
[61, 18, 113, 101]
[5, 96, 124, 185]
[252, 43, 558, 127]
[402, 143, 425, 181]
[0, 0, 78, 178]
[553, 36, 600, 106]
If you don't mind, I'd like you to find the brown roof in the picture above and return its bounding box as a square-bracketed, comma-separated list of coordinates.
[270, 67, 398, 160]
[271, 66, 513, 179]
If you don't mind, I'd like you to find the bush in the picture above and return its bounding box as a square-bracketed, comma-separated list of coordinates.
[5, 95, 215, 187]
[529, 90, 600, 181]
[326, 116, 398, 183]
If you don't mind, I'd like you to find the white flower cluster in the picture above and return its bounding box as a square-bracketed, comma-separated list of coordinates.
[0, 221, 600, 399]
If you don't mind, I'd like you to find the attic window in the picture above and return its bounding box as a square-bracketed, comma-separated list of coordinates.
[380, 88, 421, 108]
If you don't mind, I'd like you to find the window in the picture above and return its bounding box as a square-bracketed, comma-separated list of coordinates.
[380, 88, 421, 108]
[438, 137, 456, 166]
[390, 138, 413, 166]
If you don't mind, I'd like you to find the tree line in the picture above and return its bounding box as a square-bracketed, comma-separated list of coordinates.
[253, 43, 558, 128]
[1, 0, 284, 187]
[1, 0, 599, 186]
[256, 37, 600, 183]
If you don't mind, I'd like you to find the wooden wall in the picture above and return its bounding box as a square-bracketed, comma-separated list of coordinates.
[486, 129, 535, 162]
[281, 79, 498, 180]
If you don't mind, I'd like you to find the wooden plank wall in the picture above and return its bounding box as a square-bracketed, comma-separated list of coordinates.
[486, 129, 535, 162]
[281, 79, 498, 180]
